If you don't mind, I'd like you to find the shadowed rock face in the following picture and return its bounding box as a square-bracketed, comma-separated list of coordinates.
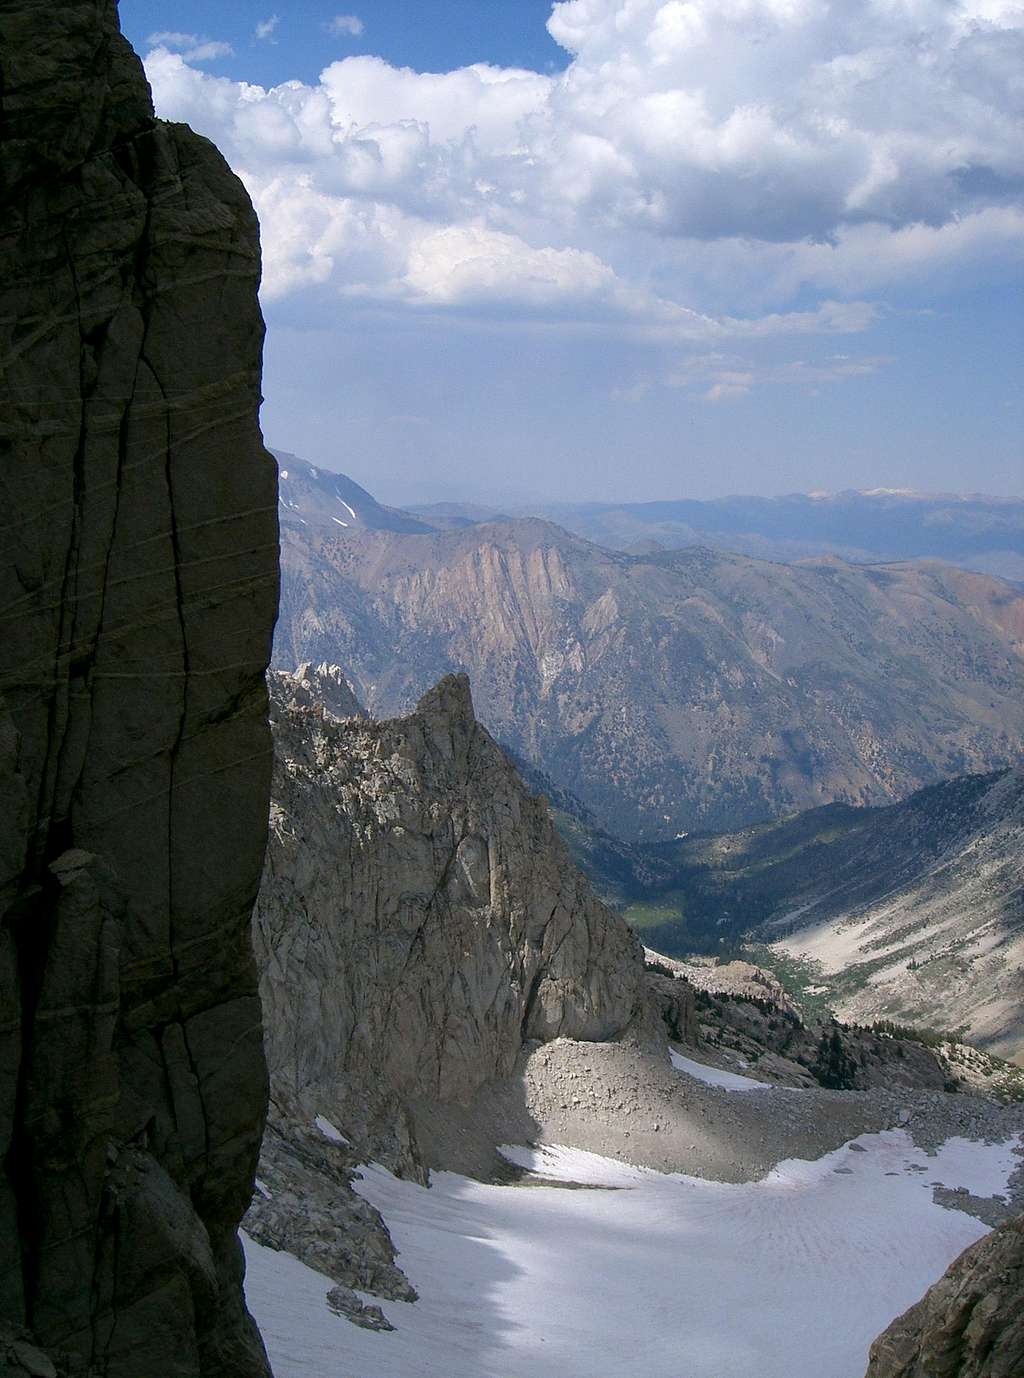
[0, 4, 279, 1375]
[865, 1214, 1024, 1378]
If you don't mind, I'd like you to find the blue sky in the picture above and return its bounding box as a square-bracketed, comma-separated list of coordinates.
[122, 2, 568, 85]
[121, 1, 1023, 504]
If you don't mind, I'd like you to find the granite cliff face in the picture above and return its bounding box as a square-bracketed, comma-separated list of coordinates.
[0, 4, 278, 1374]
[864, 1214, 1024, 1378]
[255, 667, 655, 1152]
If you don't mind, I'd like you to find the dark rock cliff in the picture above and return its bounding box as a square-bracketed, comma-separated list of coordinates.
[0, 3, 279, 1374]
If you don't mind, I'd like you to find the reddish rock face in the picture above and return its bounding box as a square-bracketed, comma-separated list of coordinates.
[0, 3, 279, 1374]
[275, 512, 1024, 841]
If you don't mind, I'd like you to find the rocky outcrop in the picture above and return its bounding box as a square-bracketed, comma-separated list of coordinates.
[645, 954, 950, 1093]
[864, 1214, 1024, 1378]
[256, 668, 655, 1152]
[0, 4, 278, 1375]
[277, 661, 365, 721]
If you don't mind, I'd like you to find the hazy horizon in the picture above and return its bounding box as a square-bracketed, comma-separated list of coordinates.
[270, 442, 1022, 510]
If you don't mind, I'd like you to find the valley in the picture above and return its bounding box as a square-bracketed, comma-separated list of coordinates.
[241, 663, 1024, 1378]
[543, 764, 1024, 1063]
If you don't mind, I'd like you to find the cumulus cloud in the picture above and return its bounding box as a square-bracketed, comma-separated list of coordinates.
[328, 14, 364, 37]
[143, 0, 1024, 338]
[255, 15, 279, 42]
[146, 32, 232, 62]
[544, 0, 1024, 241]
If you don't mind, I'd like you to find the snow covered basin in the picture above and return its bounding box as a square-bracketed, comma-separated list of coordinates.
[244, 1129, 1019, 1378]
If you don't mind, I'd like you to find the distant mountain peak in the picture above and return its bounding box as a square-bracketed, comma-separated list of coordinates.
[271, 449, 434, 534]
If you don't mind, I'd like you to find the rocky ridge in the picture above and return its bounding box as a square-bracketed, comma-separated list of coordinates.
[274, 451, 431, 535]
[0, 4, 278, 1375]
[645, 954, 952, 1094]
[255, 666, 656, 1144]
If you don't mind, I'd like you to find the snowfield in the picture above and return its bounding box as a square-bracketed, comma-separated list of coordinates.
[244, 1130, 1019, 1378]
[669, 1048, 773, 1090]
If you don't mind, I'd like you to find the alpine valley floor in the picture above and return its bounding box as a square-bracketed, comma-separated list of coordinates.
[243, 1052, 1023, 1378]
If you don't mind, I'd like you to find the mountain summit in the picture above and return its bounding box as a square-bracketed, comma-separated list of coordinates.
[273, 451, 432, 534]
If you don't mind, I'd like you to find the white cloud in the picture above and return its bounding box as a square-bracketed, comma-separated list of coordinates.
[255, 15, 280, 42]
[146, 32, 232, 63]
[666, 350, 892, 403]
[147, 31, 195, 49]
[328, 14, 365, 37]
[143, 0, 1024, 340]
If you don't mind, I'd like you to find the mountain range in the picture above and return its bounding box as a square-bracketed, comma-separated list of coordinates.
[409, 487, 1024, 584]
[5, 5, 1022, 1368]
[275, 455, 1024, 840]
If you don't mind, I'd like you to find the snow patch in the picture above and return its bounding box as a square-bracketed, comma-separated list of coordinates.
[280, 468, 289, 479]
[314, 1114, 349, 1145]
[670, 1048, 772, 1091]
[331, 516, 349, 527]
[498, 1143, 650, 1186]
[254, 1177, 272, 1199]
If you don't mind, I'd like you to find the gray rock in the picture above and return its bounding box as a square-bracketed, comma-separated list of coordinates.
[8, 1340, 58, 1378]
[325, 1288, 395, 1332]
[283, 662, 366, 721]
[245, 1118, 416, 1303]
[0, 3, 278, 1373]
[256, 672, 656, 1158]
